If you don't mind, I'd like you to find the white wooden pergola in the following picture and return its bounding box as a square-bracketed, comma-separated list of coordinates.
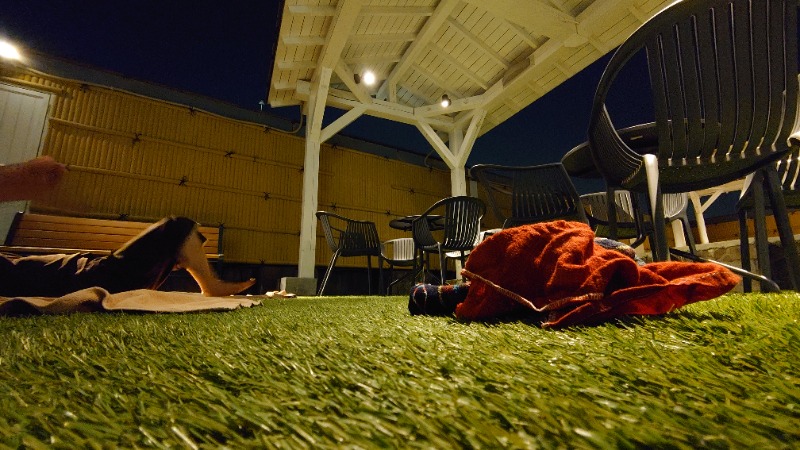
[269, 0, 672, 279]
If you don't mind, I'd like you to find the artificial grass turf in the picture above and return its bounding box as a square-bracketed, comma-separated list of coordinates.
[0, 292, 798, 449]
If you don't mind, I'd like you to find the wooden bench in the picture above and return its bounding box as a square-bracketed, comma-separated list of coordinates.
[1, 212, 223, 262]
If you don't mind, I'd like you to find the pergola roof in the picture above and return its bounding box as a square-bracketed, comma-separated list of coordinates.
[269, 0, 674, 280]
[269, 0, 671, 137]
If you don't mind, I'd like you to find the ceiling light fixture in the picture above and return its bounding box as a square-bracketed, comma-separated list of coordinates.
[440, 94, 451, 108]
[0, 40, 21, 61]
[362, 70, 376, 86]
[353, 73, 361, 84]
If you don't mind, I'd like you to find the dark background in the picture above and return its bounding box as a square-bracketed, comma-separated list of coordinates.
[1, 1, 664, 196]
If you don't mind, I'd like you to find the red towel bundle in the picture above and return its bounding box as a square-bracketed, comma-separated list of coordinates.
[457, 221, 740, 328]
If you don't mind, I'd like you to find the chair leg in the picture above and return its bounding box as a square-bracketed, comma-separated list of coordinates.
[318, 250, 340, 296]
[680, 215, 697, 255]
[460, 251, 467, 282]
[650, 188, 669, 261]
[412, 247, 424, 284]
[378, 257, 384, 296]
[387, 266, 417, 295]
[366, 256, 373, 295]
[630, 192, 649, 248]
[606, 187, 619, 240]
[385, 261, 393, 295]
[764, 168, 800, 291]
[738, 207, 753, 293]
[640, 154, 669, 261]
[670, 248, 780, 292]
[752, 171, 773, 291]
[438, 243, 446, 286]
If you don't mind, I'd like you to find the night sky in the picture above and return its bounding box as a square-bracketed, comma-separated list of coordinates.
[1, 1, 655, 190]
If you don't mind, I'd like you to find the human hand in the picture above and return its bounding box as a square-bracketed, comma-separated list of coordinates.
[0, 156, 68, 202]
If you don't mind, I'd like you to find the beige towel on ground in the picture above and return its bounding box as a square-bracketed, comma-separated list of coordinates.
[0, 287, 261, 315]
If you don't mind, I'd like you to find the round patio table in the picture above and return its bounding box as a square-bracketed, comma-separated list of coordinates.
[389, 215, 444, 232]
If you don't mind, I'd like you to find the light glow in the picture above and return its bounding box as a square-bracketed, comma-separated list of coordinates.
[440, 94, 451, 108]
[362, 70, 376, 86]
[0, 40, 21, 60]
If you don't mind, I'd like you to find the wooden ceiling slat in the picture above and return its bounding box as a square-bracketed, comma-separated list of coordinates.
[349, 33, 417, 44]
[269, 0, 674, 137]
[361, 6, 434, 16]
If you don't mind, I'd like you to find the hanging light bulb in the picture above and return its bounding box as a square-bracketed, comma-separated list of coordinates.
[0, 40, 22, 61]
[362, 70, 376, 86]
[440, 94, 451, 108]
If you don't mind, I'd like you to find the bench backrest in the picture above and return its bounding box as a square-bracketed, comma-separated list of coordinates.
[3, 213, 221, 259]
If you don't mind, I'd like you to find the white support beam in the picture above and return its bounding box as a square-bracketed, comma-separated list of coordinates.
[334, 60, 373, 104]
[320, 105, 366, 142]
[462, 0, 576, 39]
[297, 0, 364, 279]
[454, 109, 476, 130]
[397, 84, 437, 107]
[455, 109, 486, 166]
[288, 5, 336, 16]
[428, 42, 490, 90]
[412, 64, 466, 99]
[377, 0, 461, 102]
[349, 33, 417, 44]
[504, 20, 540, 49]
[295, 80, 455, 131]
[415, 95, 484, 117]
[277, 60, 318, 70]
[480, 0, 640, 118]
[361, 6, 435, 16]
[345, 54, 402, 65]
[298, 67, 332, 279]
[450, 166, 468, 197]
[272, 80, 296, 91]
[319, 0, 364, 69]
[446, 18, 510, 69]
[448, 127, 468, 197]
[414, 80, 504, 118]
[283, 35, 327, 46]
[269, 98, 301, 107]
[416, 122, 457, 168]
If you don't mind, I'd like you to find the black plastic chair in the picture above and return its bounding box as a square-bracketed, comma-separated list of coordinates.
[470, 163, 587, 229]
[316, 211, 383, 296]
[738, 147, 800, 291]
[411, 196, 485, 285]
[581, 191, 697, 254]
[587, 0, 800, 290]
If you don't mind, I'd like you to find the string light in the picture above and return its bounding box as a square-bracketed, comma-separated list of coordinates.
[440, 94, 451, 107]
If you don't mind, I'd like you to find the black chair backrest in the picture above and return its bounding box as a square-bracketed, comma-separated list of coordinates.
[776, 147, 800, 194]
[581, 191, 689, 225]
[740, 146, 800, 208]
[589, 0, 799, 192]
[580, 191, 639, 227]
[315, 211, 381, 257]
[412, 196, 485, 252]
[470, 163, 588, 228]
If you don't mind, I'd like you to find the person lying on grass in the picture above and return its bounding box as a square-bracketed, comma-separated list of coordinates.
[0, 156, 254, 297]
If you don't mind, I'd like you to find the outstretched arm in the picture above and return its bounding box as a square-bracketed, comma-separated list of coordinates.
[0, 156, 67, 202]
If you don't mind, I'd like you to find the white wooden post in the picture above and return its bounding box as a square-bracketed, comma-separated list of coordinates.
[288, 0, 364, 294]
[297, 67, 332, 280]
[449, 127, 467, 196]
